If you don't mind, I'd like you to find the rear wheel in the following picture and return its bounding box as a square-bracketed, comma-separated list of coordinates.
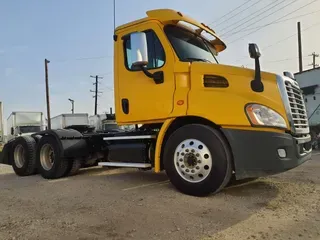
[12, 136, 37, 176]
[164, 124, 232, 196]
[66, 158, 82, 176]
[36, 136, 69, 179]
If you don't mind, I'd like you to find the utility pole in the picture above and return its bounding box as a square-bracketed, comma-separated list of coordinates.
[45, 59, 51, 130]
[297, 22, 303, 73]
[113, 0, 116, 32]
[90, 75, 103, 115]
[308, 52, 319, 69]
[68, 98, 74, 114]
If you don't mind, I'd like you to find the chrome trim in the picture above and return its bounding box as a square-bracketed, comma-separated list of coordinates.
[295, 134, 311, 144]
[103, 135, 156, 141]
[276, 75, 309, 135]
[98, 162, 152, 168]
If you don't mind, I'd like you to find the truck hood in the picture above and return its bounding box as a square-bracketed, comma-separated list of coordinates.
[190, 62, 276, 79]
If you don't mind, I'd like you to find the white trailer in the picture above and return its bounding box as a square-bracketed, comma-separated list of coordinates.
[51, 113, 89, 129]
[7, 112, 44, 142]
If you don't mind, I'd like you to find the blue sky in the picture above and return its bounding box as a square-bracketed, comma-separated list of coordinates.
[1, 0, 320, 132]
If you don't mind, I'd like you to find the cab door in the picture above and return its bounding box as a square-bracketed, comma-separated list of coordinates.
[116, 22, 175, 123]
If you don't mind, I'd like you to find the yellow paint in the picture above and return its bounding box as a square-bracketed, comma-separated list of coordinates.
[154, 118, 175, 173]
[114, 9, 293, 172]
[187, 62, 288, 128]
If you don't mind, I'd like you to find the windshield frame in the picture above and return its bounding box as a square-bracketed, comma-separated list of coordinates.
[164, 24, 219, 64]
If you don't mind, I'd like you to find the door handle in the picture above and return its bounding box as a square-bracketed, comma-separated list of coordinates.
[122, 99, 129, 114]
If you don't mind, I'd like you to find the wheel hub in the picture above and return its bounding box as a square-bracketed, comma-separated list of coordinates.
[14, 144, 25, 168]
[40, 144, 55, 171]
[184, 153, 197, 168]
[174, 139, 212, 183]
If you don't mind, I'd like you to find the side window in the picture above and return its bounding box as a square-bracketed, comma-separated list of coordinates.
[124, 30, 165, 70]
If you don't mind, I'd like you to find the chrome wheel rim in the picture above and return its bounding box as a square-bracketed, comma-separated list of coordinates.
[174, 139, 212, 183]
[40, 144, 55, 171]
[14, 144, 25, 168]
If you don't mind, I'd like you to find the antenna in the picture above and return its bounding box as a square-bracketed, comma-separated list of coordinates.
[113, 0, 116, 32]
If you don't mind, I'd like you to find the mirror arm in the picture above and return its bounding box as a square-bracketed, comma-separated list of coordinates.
[251, 58, 264, 93]
[140, 66, 164, 84]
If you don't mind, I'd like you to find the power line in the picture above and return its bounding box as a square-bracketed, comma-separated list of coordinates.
[213, 0, 261, 28]
[234, 20, 320, 63]
[262, 20, 320, 51]
[228, 0, 319, 45]
[222, 0, 299, 37]
[52, 55, 112, 63]
[220, 0, 287, 36]
[90, 75, 103, 115]
[208, 0, 255, 25]
[263, 55, 309, 64]
[224, 9, 320, 36]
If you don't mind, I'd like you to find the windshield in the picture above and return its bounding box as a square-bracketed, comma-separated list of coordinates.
[19, 126, 41, 134]
[164, 25, 218, 64]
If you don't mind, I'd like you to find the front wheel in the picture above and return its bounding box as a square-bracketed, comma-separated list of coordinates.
[164, 124, 233, 196]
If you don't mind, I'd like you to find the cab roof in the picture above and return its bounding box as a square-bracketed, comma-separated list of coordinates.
[115, 9, 226, 53]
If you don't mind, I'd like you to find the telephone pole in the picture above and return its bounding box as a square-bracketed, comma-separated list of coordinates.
[308, 52, 319, 69]
[90, 75, 103, 115]
[45, 59, 51, 130]
[297, 22, 303, 72]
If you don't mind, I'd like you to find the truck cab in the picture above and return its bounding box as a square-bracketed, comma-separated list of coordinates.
[7, 112, 44, 142]
[0, 9, 312, 197]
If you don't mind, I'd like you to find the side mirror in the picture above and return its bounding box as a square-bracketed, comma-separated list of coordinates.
[10, 127, 14, 135]
[248, 43, 263, 92]
[249, 43, 261, 59]
[130, 32, 149, 68]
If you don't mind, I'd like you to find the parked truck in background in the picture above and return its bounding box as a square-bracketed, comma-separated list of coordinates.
[7, 112, 44, 142]
[51, 113, 89, 130]
[89, 113, 124, 132]
[0, 9, 312, 196]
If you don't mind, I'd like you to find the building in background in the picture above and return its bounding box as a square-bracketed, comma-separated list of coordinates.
[295, 67, 320, 124]
[295, 67, 320, 146]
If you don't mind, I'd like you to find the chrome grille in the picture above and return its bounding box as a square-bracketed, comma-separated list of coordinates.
[284, 81, 309, 132]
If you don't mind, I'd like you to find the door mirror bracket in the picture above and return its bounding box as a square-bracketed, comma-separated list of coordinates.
[140, 66, 164, 84]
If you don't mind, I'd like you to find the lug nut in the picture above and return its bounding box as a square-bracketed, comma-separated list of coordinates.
[196, 153, 200, 157]
[191, 149, 195, 153]
[191, 170, 195, 173]
[186, 169, 190, 172]
[196, 166, 200, 170]
[186, 149, 189, 153]
[197, 160, 201, 164]
[181, 165, 185, 168]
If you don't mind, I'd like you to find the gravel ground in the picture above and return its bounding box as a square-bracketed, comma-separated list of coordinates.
[0, 153, 319, 240]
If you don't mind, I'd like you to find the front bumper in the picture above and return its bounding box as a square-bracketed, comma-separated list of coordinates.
[221, 128, 312, 179]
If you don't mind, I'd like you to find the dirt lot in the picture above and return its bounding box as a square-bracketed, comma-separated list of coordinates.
[0, 154, 319, 240]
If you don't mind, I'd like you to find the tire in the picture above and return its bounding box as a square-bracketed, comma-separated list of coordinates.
[33, 135, 42, 143]
[163, 124, 233, 196]
[36, 136, 69, 179]
[66, 158, 82, 176]
[12, 136, 37, 176]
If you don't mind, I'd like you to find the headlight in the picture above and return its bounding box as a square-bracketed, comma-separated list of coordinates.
[245, 104, 287, 129]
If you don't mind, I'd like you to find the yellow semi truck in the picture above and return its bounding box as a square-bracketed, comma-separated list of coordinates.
[0, 9, 312, 196]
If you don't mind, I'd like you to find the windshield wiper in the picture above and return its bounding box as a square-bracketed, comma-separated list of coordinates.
[183, 58, 212, 63]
